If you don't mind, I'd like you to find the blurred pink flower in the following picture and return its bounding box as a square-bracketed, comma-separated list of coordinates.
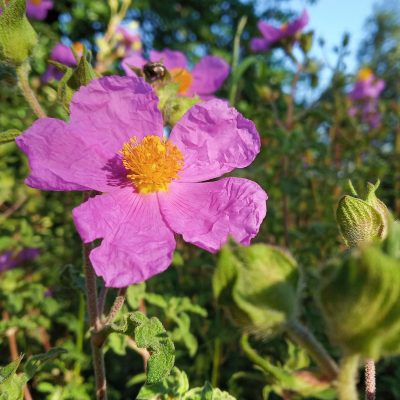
[0, 248, 39, 272]
[43, 43, 83, 82]
[348, 68, 385, 128]
[26, 0, 53, 20]
[17, 76, 267, 288]
[251, 10, 309, 52]
[115, 21, 142, 56]
[122, 49, 230, 98]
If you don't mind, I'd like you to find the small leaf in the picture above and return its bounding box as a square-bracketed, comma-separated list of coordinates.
[24, 348, 67, 380]
[0, 129, 21, 144]
[0, 356, 23, 384]
[110, 312, 174, 384]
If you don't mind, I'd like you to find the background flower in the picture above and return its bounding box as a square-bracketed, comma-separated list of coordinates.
[122, 49, 230, 98]
[0, 247, 39, 273]
[26, 0, 53, 20]
[250, 9, 309, 52]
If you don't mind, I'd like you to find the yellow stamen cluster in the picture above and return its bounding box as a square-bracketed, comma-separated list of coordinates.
[357, 67, 373, 82]
[280, 22, 289, 32]
[31, 0, 43, 5]
[121, 135, 184, 194]
[171, 68, 193, 94]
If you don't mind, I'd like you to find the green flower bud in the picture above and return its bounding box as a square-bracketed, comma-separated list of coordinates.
[319, 245, 400, 359]
[336, 180, 391, 247]
[213, 243, 301, 337]
[0, 0, 38, 66]
[299, 31, 314, 54]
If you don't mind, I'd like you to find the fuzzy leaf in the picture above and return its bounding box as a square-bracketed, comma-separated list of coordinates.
[0, 357, 23, 384]
[110, 312, 174, 384]
[24, 348, 67, 381]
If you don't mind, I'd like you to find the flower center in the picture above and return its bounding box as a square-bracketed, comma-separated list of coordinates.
[171, 68, 193, 94]
[357, 67, 373, 81]
[121, 135, 184, 194]
[30, 0, 43, 5]
[281, 23, 289, 32]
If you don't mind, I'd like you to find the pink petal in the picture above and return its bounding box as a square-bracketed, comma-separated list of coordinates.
[149, 49, 188, 69]
[169, 99, 261, 182]
[187, 56, 230, 96]
[16, 118, 120, 192]
[257, 21, 283, 43]
[250, 37, 270, 52]
[69, 76, 164, 154]
[158, 178, 267, 253]
[121, 52, 147, 76]
[286, 9, 309, 36]
[73, 188, 176, 287]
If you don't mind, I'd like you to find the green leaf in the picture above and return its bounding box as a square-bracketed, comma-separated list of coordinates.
[110, 312, 174, 384]
[24, 348, 67, 380]
[184, 382, 237, 400]
[137, 367, 189, 400]
[0, 356, 23, 384]
[0, 129, 20, 144]
[126, 283, 146, 310]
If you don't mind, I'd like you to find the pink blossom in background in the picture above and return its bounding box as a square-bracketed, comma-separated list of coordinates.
[43, 43, 83, 82]
[115, 21, 142, 56]
[0, 248, 40, 273]
[26, 0, 53, 20]
[348, 68, 385, 128]
[251, 10, 309, 52]
[17, 76, 267, 288]
[122, 49, 230, 98]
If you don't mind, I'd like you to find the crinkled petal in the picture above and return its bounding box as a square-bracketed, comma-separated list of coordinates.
[121, 52, 147, 76]
[69, 76, 163, 154]
[257, 21, 283, 43]
[187, 56, 230, 96]
[169, 99, 261, 182]
[16, 118, 122, 192]
[73, 188, 176, 287]
[286, 9, 309, 36]
[158, 178, 267, 253]
[150, 49, 187, 69]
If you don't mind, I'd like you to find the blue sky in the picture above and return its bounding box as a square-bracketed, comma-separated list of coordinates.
[290, 0, 377, 72]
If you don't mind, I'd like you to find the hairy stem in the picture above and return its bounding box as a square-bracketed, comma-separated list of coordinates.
[365, 359, 376, 400]
[337, 355, 360, 400]
[16, 63, 46, 118]
[286, 320, 339, 380]
[83, 237, 107, 400]
[104, 287, 127, 326]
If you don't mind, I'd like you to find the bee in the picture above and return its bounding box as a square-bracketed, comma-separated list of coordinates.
[143, 62, 170, 83]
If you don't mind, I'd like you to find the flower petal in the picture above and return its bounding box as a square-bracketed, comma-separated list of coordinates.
[149, 49, 187, 69]
[73, 188, 176, 287]
[16, 118, 121, 192]
[257, 21, 283, 43]
[69, 76, 164, 154]
[158, 178, 267, 253]
[188, 56, 230, 96]
[250, 37, 270, 52]
[169, 99, 261, 182]
[121, 52, 147, 76]
[286, 9, 309, 36]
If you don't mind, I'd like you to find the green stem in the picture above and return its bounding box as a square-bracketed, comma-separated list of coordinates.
[83, 225, 107, 400]
[104, 287, 127, 326]
[337, 355, 360, 400]
[286, 320, 339, 380]
[228, 16, 247, 106]
[16, 63, 46, 118]
[211, 337, 221, 387]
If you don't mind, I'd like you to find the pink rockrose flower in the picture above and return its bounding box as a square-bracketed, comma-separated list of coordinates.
[17, 76, 267, 288]
[122, 49, 230, 98]
[251, 10, 309, 52]
[26, 0, 53, 20]
[43, 42, 83, 82]
[0, 248, 39, 273]
[348, 68, 385, 128]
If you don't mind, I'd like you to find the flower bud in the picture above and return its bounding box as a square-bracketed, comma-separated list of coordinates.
[336, 180, 391, 247]
[213, 243, 301, 338]
[0, 0, 38, 66]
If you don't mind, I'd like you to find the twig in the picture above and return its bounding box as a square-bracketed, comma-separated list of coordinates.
[365, 359, 376, 400]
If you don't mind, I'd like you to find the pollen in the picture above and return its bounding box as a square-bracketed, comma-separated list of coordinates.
[30, 0, 43, 5]
[121, 135, 184, 194]
[171, 68, 193, 94]
[281, 22, 289, 32]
